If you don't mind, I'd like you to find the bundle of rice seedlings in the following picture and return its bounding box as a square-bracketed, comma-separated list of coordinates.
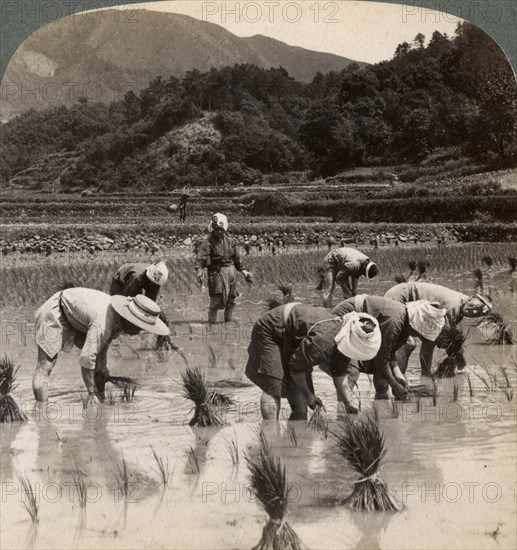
[0, 356, 27, 423]
[333, 414, 401, 512]
[246, 437, 303, 550]
[180, 366, 230, 426]
[19, 474, 39, 523]
[480, 312, 515, 345]
[508, 257, 516, 274]
[107, 375, 138, 388]
[308, 404, 328, 438]
[408, 384, 435, 398]
[408, 260, 417, 273]
[435, 325, 468, 378]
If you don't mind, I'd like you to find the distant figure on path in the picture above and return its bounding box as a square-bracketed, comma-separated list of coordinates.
[179, 186, 194, 224]
[321, 247, 378, 308]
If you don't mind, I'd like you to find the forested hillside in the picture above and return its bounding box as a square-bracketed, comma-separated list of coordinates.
[1, 22, 516, 192]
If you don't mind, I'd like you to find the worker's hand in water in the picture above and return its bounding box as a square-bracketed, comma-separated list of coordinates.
[346, 403, 359, 415]
[309, 395, 324, 410]
[242, 270, 253, 284]
[392, 381, 408, 401]
[394, 374, 408, 388]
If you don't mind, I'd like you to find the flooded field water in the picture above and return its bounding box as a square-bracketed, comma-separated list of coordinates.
[1, 272, 516, 549]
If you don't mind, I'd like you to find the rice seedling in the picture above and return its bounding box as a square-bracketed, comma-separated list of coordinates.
[408, 260, 417, 274]
[434, 325, 467, 378]
[467, 367, 490, 392]
[501, 387, 513, 401]
[151, 446, 172, 486]
[69, 455, 88, 508]
[121, 383, 137, 403]
[371, 403, 380, 423]
[333, 414, 401, 512]
[187, 446, 200, 475]
[508, 257, 516, 274]
[18, 474, 39, 523]
[286, 423, 298, 448]
[479, 312, 514, 345]
[180, 366, 230, 426]
[466, 371, 474, 397]
[452, 380, 459, 402]
[245, 436, 304, 550]
[497, 363, 512, 388]
[225, 429, 240, 466]
[479, 362, 498, 391]
[207, 343, 217, 368]
[308, 404, 328, 438]
[113, 455, 131, 499]
[0, 356, 27, 423]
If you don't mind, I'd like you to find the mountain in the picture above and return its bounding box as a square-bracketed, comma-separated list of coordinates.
[0, 9, 364, 120]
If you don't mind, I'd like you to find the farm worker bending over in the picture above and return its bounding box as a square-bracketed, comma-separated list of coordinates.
[110, 260, 180, 349]
[33, 288, 169, 403]
[245, 302, 382, 420]
[384, 282, 492, 375]
[321, 246, 378, 308]
[333, 295, 447, 401]
[195, 213, 253, 324]
[110, 261, 168, 302]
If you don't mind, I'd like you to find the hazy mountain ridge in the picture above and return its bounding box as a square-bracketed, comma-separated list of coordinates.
[1, 9, 362, 119]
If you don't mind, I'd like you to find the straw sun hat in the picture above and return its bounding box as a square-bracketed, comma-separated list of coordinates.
[111, 295, 170, 336]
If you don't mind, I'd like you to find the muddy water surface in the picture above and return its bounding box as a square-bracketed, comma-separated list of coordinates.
[1, 279, 516, 549]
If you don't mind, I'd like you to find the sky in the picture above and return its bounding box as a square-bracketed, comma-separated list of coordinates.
[138, 1, 464, 63]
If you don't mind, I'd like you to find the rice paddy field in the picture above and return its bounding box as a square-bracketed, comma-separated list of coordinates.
[1, 242, 516, 549]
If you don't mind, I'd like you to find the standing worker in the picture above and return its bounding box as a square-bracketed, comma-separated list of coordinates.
[179, 186, 196, 224]
[321, 246, 379, 308]
[195, 213, 253, 325]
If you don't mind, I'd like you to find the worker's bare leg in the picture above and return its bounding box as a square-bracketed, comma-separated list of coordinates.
[33, 347, 58, 402]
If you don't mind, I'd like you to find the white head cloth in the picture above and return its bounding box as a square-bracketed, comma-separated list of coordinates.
[407, 299, 446, 341]
[146, 261, 169, 286]
[208, 213, 228, 232]
[334, 311, 382, 360]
